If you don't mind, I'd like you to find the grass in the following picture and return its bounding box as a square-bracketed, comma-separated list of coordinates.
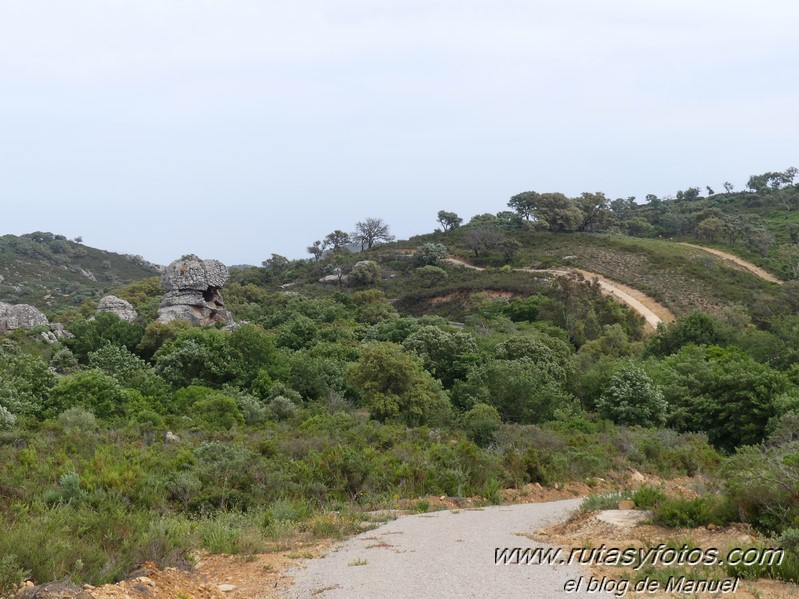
[348, 558, 368, 566]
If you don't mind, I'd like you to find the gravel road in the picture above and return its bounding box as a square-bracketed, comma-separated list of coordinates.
[282, 499, 613, 599]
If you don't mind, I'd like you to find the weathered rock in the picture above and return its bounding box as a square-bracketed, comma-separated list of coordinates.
[157, 255, 232, 326]
[49, 323, 73, 339]
[11, 581, 90, 599]
[0, 302, 49, 333]
[96, 295, 138, 322]
[160, 255, 229, 291]
[319, 274, 348, 284]
[164, 431, 181, 444]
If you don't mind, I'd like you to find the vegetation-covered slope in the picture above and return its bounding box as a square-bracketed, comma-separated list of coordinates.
[4, 169, 799, 593]
[0, 232, 160, 311]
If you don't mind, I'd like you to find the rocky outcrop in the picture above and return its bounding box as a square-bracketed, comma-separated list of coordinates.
[96, 295, 138, 322]
[156, 255, 232, 326]
[0, 301, 73, 343]
[41, 323, 74, 343]
[0, 302, 49, 332]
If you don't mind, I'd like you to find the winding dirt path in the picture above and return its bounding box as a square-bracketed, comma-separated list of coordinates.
[444, 259, 675, 331]
[678, 243, 783, 285]
[282, 499, 611, 599]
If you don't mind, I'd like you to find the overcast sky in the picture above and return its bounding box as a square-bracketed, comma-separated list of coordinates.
[1, 0, 798, 265]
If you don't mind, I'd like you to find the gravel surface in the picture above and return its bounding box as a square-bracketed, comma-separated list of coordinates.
[282, 499, 613, 598]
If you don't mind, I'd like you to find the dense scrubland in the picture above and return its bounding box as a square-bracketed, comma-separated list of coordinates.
[3, 169, 799, 592]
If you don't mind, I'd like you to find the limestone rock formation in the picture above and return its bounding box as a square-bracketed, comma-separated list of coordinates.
[96, 295, 138, 322]
[0, 302, 49, 333]
[0, 301, 73, 343]
[157, 255, 232, 326]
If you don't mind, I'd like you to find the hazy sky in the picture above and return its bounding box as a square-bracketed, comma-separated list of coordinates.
[2, 0, 798, 265]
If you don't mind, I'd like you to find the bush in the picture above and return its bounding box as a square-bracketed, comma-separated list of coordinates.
[0, 351, 57, 418]
[350, 261, 381, 286]
[0, 554, 28, 597]
[194, 393, 244, 431]
[347, 342, 453, 426]
[57, 406, 97, 435]
[631, 485, 667, 509]
[653, 495, 737, 528]
[461, 404, 501, 447]
[414, 243, 449, 266]
[267, 396, 297, 422]
[49, 370, 131, 419]
[65, 313, 145, 362]
[414, 265, 448, 286]
[597, 363, 666, 427]
[580, 490, 632, 511]
[0, 405, 16, 431]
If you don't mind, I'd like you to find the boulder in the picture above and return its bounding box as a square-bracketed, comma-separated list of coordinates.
[160, 255, 229, 291]
[157, 255, 232, 326]
[0, 302, 49, 333]
[96, 295, 138, 322]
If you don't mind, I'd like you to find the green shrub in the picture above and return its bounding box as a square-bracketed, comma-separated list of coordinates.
[461, 403, 501, 447]
[57, 406, 97, 435]
[193, 394, 244, 431]
[597, 363, 666, 427]
[653, 495, 737, 528]
[0, 405, 16, 431]
[726, 543, 799, 584]
[0, 554, 28, 596]
[414, 265, 448, 286]
[268, 396, 297, 422]
[580, 490, 632, 511]
[49, 370, 130, 419]
[631, 485, 667, 509]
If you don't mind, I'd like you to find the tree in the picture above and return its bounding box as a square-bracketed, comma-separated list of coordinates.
[65, 313, 145, 363]
[654, 345, 796, 452]
[455, 358, 571, 424]
[414, 243, 449, 266]
[644, 312, 733, 358]
[324, 230, 352, 253]
[498, 239, 522, 263]
[353, 218, 395, 250]
[436, 210, 462, 232]
[49, 370, 131, 419]
[676, 187, 701, 201]
[596, 363, 666, 427]
[575, 192, 610, 232]
[508, 191, 539, 221]
[748, 228, 775, 257]
[778, 244, 799, 279]
[261, 253, 290, 280]
[464, 227, 505, 257]
[307, 240, 324, 262]
[346, 342, 452, 426]
[402, 325, 478, 388]
[723, 181, 734, 194]
[535, 193, 584, 232]
[696, 217, 724, 242]
[350, 260, 381, 286]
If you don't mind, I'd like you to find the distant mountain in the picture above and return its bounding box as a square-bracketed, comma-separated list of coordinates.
[0, 232, 161, 311]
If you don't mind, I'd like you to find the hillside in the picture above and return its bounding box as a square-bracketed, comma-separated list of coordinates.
[3, 206, 799, 595]
[0, 232, 160, 312]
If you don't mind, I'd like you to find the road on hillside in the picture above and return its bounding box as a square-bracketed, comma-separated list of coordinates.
[282, 499, 613, 599]
[443, 258, 674, 330]
[678, 243, 783, 285]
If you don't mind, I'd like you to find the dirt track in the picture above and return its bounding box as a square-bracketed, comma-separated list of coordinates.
[444, 259, 675, 331]
[678, 243, 783, 285]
